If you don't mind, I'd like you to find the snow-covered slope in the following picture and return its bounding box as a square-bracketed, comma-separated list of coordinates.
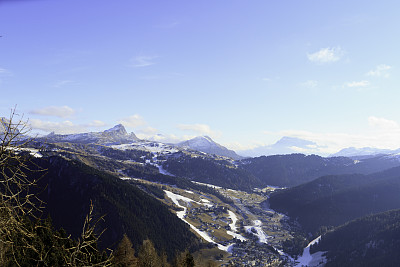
[295, 236, 326, 267]
[42, 124, 139, 145]
[111, 140, 178, 154]
[177, 136, 242, 160]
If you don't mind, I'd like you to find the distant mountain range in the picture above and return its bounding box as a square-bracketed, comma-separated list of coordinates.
[37, 124, 400, 161]
[239, 136, 400, 159]
[238, 136, 320, 157]
[32, 125, 400, 190]
[331, 146, 400, 158]
[41, 124, 243, 160]
[239, 153, 400, 187]
[41, 124, 138, 145]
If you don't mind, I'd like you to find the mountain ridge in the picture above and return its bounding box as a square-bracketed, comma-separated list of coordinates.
[177, 135, 243, 160]
[331, 146, 400, 157]
[41, 124, 139, 145]
[238, 136, 320, 157]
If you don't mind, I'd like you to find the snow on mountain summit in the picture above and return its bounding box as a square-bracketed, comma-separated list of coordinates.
[178, 136, 242, 160]
[238, 136, 320, 157]
[182, 136, 215, 148]
[40, 124, 138, 144]
[104, 124, 127, 135]
[331, 147, 400, 158]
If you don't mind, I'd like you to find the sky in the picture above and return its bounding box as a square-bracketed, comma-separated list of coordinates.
[1, 0, 400, 155]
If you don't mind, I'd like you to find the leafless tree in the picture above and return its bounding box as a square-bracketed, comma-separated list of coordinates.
[0, 108, 113, 266]
[0, 108, 43, 264]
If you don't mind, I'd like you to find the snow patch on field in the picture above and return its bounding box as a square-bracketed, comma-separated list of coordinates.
[295, 236, 326, 267]
[8, 147, 43, 158]
[25, 148, 43, 158]
[164, 190, 237, 252]
[228, 211, 238, 232]
[192, 181, 222, 189]
[244, 220, 269, 243]
[164, 190, 200, 219]
[111, 141, 179, 154]
[226, 210, 247, 241]
[157, 165, 175, 176]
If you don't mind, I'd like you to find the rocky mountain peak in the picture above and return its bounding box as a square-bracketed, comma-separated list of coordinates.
[104, 124, 127, 136]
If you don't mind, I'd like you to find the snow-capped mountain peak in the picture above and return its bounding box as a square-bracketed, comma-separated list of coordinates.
[103, 124, 127, 136]
[238, 136, 319, 157]
[178, 136, 242, 160]
[40, 124, 138, 145]
[184, 136, 215, 148]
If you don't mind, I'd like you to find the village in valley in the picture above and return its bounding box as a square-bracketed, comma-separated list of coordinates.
[134, 179, 298, 266]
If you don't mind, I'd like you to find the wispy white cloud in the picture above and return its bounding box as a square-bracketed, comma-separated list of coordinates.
[137, 126, 158, 135]
[301, 80, 318, 88]
[155, 20, 180, 29]
[368, 116, 399, 130]
[366, 64, 392, 78]
[137, 133, 186, 144]
[0, 68, 12, 87]
[30, 119, 83, 134]
[177, 123, 222, 139]
[177, 123, 211, 135]
[139, 72, 184, 80]
[225, 141, 267, 151]
[130, 55, 158, 67]
[345, 80, 370, 88]
[0, 68, 9, 74]
[87, 120, 107, 127]
[0, 67, 12, 77]
[54, 80, 74, 88]
[118, 114, 147, 128]
[31, 106, 76, 118]
[117, 115, 167, 141]
[307, 47, 344, 64]
[30, 119, 107, 134]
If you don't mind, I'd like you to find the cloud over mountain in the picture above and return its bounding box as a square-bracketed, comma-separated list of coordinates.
[31, 106, 76, 118]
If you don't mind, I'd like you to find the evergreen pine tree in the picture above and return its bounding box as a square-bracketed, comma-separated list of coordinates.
[138, 239, 161, 267]
[160, 251, 171, 267]
[174, 250, 195, 267]
[113, 234, 138, 267]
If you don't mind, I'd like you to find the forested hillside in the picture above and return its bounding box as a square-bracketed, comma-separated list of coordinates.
[269, 167, 400, 234]
[311, 209, 400, 267]
[163, 153, 261, 191]
[30, 156, 200, 260]
[239, 153, 400, 187]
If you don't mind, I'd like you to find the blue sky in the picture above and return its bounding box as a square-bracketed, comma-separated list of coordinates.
[1, 0, 400, 154]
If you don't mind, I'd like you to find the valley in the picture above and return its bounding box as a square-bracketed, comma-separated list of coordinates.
[130, 178, 297, 266]
[6, 123, 400, 266]
[3, 1, 400, 265]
